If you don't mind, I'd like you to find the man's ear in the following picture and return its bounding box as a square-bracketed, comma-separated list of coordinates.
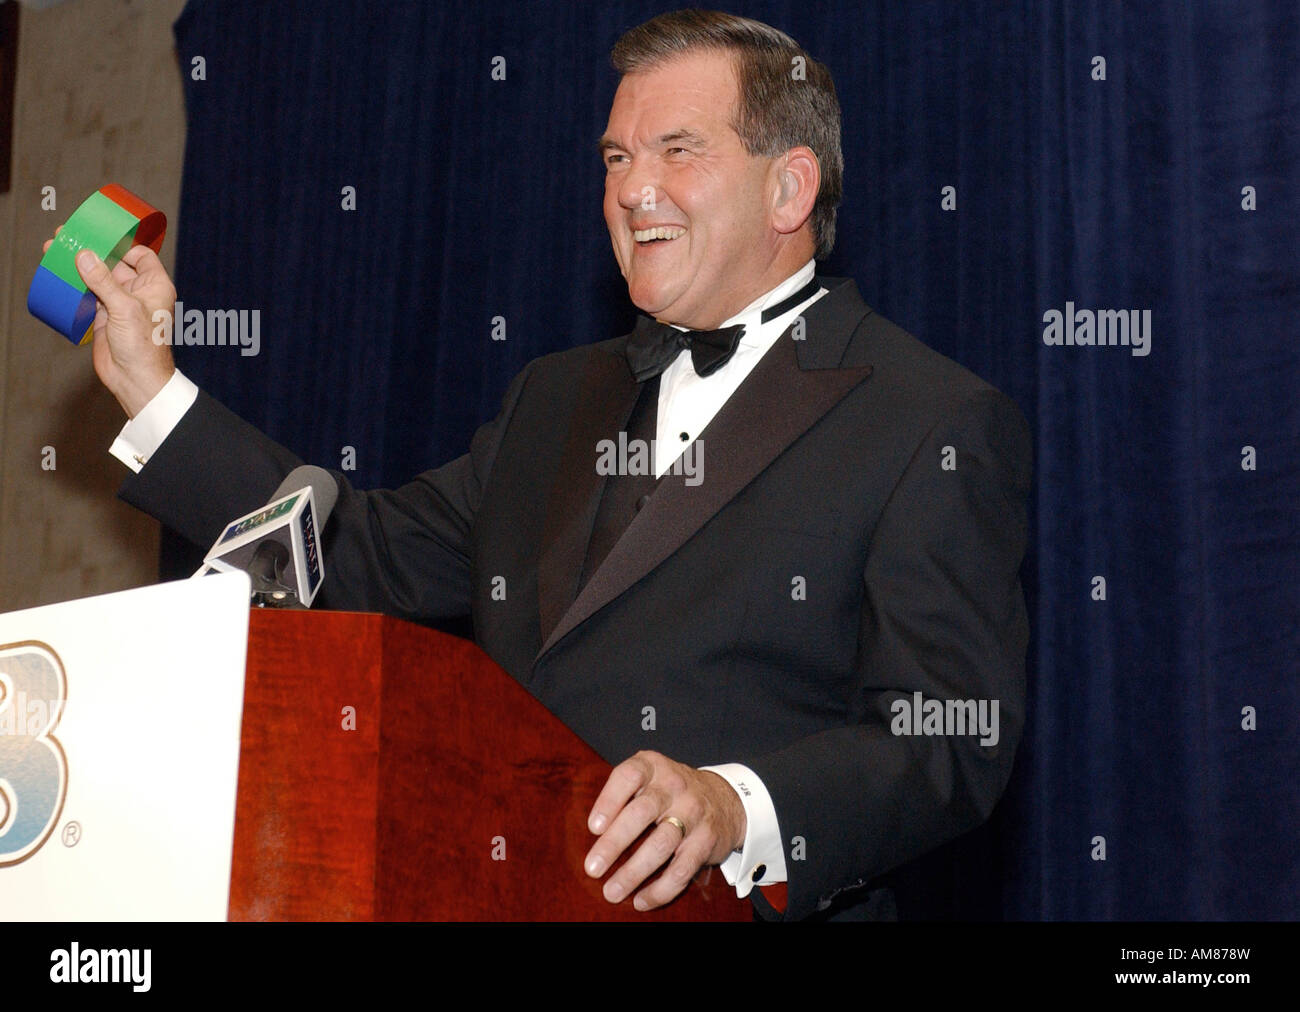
[771, 146, 820, 236]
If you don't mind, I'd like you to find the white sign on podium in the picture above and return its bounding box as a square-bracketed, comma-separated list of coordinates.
[0, 572, 251, 920]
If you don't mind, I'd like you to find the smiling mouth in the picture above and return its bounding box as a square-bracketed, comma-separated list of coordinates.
[633, 226, 686, 245]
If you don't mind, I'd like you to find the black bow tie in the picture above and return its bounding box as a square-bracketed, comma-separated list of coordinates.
[626, 318, 745, 381]
[623, 277, 822, 382]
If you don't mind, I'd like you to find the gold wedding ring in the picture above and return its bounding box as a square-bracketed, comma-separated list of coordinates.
[662, 816, 687, 837]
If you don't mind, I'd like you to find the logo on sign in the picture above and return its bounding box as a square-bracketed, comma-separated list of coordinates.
[0, 641, 69, 866]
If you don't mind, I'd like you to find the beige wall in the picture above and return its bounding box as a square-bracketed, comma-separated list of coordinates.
[0, 0, 187, 611]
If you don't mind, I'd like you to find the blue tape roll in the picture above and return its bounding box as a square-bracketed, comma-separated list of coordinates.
[27, 265, 98, 346]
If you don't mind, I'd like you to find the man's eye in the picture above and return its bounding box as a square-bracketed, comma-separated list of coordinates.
[605, 153, 628, 167]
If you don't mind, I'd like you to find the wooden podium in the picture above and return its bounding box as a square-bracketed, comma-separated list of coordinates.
[229, 610, 751, 921]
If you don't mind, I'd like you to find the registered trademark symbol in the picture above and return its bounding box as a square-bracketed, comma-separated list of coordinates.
[62, 821, 81, 847]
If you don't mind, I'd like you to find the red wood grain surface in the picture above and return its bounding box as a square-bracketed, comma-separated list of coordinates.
[228, 609, 749, 922]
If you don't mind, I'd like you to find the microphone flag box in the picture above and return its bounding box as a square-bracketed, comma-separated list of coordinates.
[199, 485, 324, 606]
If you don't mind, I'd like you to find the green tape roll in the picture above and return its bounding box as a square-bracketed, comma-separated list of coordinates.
[41, 191, 141, 292]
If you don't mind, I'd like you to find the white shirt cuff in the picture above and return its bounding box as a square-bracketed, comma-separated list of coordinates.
[108, 368, 199, 473]
[699, 762, 788, 898]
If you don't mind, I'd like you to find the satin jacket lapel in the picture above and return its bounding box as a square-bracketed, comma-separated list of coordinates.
[536, 345, 641, 645]
[536, 277, 875, 661]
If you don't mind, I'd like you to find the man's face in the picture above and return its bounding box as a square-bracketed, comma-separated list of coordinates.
[600, 50, 778, 329]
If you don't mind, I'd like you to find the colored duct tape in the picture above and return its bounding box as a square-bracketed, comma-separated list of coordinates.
[27, 184, 167, 345]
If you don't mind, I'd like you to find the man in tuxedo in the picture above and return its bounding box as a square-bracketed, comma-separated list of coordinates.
[60, 10, 1030, 920]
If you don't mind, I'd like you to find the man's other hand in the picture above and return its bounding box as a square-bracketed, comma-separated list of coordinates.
[585, 750, 747, 911]
[42, 229, 177, 418]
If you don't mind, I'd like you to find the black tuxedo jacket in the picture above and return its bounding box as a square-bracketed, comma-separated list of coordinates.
[120, 276, 1032, 921]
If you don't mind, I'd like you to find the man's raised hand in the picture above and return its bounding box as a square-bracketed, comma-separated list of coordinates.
[42, 230, 177, 418]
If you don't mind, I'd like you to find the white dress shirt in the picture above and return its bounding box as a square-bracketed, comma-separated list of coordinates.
[110, 258, 827, 899]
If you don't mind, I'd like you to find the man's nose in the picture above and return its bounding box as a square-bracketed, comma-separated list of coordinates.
[617, 157, 662, 212]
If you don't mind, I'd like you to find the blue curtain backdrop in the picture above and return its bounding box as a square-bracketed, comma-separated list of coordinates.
[163, 0, 1298, 919]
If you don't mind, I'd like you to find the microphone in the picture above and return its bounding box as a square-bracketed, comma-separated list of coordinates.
[196, 465, 339, 608]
